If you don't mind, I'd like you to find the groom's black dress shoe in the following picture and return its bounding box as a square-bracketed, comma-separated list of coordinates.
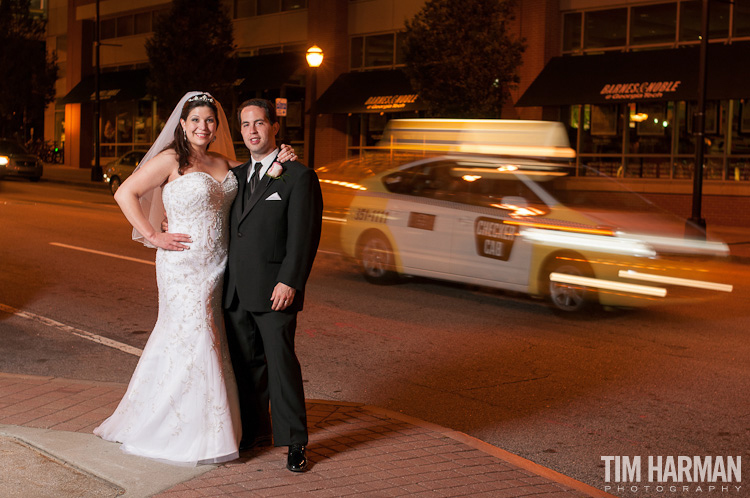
[286, 443, 307, 472]
[239, 434, 273, 451]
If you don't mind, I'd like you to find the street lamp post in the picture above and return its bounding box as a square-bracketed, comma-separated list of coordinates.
[306, 45, 324, 170]
[91, 0, 102, 181]
[688, 0, 709, 238]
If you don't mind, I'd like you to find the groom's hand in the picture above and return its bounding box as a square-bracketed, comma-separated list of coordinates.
[271, 282, 296, 311]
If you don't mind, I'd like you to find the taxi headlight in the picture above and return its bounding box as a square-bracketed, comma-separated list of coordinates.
[0, 156, 9, 166]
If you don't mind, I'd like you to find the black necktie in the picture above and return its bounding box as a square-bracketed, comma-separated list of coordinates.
[251, 163, 262, 193]
[245, 163, 261, 206]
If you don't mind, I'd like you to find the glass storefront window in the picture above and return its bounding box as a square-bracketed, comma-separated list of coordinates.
[117, 16, 134, 37]
[235, 0, 256, 18]
[350, 36, 363, 69]
[281, 0, 305, 10]
[630, 3, 676, 46]
[579, 104, 623, 155]
[624, 156, 671, 178]
[562, 13, 582, 52]
[675, 101, 695, 156]
[629, 102, 673, 154]
[584, 9, 627, 49]
[135, 101, 152, 144]
[101, 103, 117, 144]
[116, 104, 134, 145]
[679, 0, 730, 42]
[258, 0, 280, 15]
[364, 34, 395, 67]
[134, 12, 151, 35]
[100, 19, 116, 40]
[348, 114, 361, 147]
[395, 31, 406, 65]
[733, 0, 750, 37]
[731, 99, 750, 154]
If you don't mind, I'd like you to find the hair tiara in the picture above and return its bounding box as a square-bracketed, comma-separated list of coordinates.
[187, 93, 215, 104]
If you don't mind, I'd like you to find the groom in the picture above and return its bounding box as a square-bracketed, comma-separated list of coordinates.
[223, 98, 323, 472]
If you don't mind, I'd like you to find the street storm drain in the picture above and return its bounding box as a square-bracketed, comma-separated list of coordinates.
[0, 436, 123, 497]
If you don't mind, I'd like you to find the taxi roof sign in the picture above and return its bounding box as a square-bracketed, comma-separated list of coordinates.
[379, 119, 575, 160]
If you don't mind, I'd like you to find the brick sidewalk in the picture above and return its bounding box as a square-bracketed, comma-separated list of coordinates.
[0, 373, 613, 497]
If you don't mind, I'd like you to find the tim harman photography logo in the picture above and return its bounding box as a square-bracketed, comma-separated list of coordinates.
[601, 455, 742, 494]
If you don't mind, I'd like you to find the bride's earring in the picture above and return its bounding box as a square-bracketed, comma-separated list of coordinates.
[183, 129, 187, 141]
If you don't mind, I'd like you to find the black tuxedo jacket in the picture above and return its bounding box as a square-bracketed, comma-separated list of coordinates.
[223, 158, 323, 312]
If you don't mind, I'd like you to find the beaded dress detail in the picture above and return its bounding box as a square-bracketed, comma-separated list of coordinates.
[94, 171, 241, 465]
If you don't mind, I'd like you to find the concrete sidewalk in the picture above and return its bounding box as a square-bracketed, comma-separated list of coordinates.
[0, 373, 613, 498]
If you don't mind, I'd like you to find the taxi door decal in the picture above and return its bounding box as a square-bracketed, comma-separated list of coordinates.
[408, 212, 436, 231]
[474, 217, 518, 261]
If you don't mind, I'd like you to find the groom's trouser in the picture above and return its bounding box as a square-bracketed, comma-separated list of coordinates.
[224, 296, 308, 447]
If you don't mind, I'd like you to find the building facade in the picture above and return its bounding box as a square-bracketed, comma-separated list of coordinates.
[44, 0, 750, 225]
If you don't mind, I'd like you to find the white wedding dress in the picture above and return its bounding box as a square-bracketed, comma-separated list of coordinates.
[95, 171, 242, 466]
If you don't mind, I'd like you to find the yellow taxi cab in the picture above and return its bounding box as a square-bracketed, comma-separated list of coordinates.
[336, 119, 732, 313]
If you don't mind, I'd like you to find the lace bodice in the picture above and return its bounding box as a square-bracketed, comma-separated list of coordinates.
[162, 171, 238, 254]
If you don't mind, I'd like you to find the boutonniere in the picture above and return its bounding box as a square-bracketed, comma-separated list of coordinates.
[266, 161, 286, 180]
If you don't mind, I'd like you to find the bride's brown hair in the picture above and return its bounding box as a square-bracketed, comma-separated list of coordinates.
[164, 94, 219, 175]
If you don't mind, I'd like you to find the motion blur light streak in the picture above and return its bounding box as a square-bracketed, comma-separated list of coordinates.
[549, 273, 667, 297]
[522, 228, 656, 257]
[622, 233, 730, 256]
[619, 270, 734, 292]
[511, 223, 615, 237]
[319, 179, 367, 191]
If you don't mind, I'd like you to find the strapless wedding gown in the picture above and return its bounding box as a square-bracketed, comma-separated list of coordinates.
[95, 171, 242, 465]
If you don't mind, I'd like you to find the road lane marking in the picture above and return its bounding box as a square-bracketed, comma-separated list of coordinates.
[50, 242, 155, 266]
[0, 303, 143, 357]
[51, 242, 343, 259]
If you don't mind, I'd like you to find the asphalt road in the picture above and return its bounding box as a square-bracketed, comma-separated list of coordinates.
[1, 178, 748, 496]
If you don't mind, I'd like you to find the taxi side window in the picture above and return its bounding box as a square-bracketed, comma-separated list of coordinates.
[465, 176, 546, 209]
[408, 163, 468, 202]
[383, 169, 418, 194]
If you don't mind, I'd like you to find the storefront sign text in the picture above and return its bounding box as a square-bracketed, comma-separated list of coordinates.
[365, 94, 419, 110]
[600, 81, 681, 100]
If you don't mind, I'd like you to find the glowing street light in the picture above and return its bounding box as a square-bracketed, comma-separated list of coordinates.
[306, 45, 324, 169]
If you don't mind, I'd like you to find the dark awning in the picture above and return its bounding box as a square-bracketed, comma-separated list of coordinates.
[516, 42, 750, 107]
[59, 69, 150, 104]
[315, 69, 428, 114]
[234, 52, 304, 93]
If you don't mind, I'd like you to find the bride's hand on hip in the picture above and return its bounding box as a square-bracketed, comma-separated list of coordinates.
[149, 231, 192, 251]
[277, 143, 297, 163]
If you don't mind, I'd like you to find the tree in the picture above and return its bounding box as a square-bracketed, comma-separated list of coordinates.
[0, 0, 58, 140]
[402, 0, 525, 118]
[146, 0, 236, 113]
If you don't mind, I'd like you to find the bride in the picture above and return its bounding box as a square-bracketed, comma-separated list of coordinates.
[94, 91, 295, 465]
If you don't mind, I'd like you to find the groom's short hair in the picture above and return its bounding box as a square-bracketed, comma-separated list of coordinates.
[237, 98, 277, 125]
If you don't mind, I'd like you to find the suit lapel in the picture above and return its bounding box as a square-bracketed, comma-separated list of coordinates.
[233, 162, 250, 223]
[239, 153, 281, 223]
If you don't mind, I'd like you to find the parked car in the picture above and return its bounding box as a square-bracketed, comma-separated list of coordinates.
[0, 139, 43, 182]
[102, 150, 148, 194]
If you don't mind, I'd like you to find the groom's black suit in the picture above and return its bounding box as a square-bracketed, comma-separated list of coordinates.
[223, 155, 323, 447]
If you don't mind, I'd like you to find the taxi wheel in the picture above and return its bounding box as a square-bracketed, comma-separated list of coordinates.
[545, 258, 597, 313]
[110, 176, 121, 195]
[360, 233, 397, 284]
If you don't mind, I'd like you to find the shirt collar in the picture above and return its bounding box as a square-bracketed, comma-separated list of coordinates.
[249, 147, 280, 182]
